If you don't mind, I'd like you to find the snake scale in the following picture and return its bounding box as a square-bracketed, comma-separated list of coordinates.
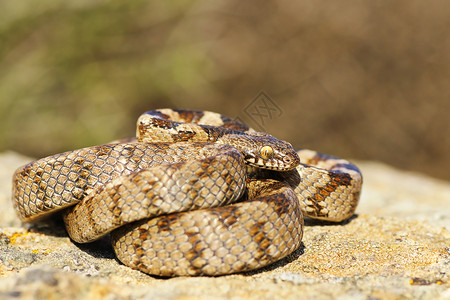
[12, 108, 362, 276]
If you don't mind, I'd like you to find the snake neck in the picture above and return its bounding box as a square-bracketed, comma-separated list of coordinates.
[216, 132, 300, 171]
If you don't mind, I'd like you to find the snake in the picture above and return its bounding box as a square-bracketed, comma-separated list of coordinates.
[12, 109, 362, 277]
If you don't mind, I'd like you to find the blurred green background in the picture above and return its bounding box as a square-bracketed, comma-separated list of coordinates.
[1, 1, 449, 180]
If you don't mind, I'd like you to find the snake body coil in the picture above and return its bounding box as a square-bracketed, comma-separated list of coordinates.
[12, 109, 362, 276]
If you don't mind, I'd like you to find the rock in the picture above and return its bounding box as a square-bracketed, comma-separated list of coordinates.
[0, 152, 449, 299]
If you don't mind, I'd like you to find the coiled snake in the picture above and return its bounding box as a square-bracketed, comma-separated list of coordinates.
[12, 109, 362, 276]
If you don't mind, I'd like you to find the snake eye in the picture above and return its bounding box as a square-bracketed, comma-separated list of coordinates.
[260, 146, 274, 160]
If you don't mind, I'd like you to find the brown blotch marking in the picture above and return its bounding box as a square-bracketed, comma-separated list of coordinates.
[81, 161, 93, 172]
[171, 130, 197, 142]
[53, 161, 63, 168]
[305, 201, 322, 218]
[184, 227, 205, 271]
[138, 123, 148, 139]
[219, 208, 240, 227]
[122, 145, 136, 157]
[33, 170, 43, 184]
[193, 165, 207, 179]
[80, 187, 106, 235]
[189, 157, 216, 184]
[78, 169, 90, 180]
[140, 184, 154, 196]
[92, 145, 111, 157]
[108, 183, 129, 226]
[249, 221, 266, 242]
[71, 187, 85, 200]
[74, 157, 86, 166]
[155, 214, 179, 232]
[228, 150, 243, 164]
[200, 125, 229, 141]
[224, 171, 233, 185]
[196, 157, 215, 176]
[329, 171, 352, 187]
[132, 222, 149, 269]
[267, 193, 291, 216]
[137, 225, 150, 241]
[38, 181, 47, 192]
[81, 192, 101, 231]
[39, 187, 53, 208]
[132, 174, 157, 206]
[71, 163, 82, 173]
[173, 109, 203, 123]
[320, 188, 331, 197]
[219, 115, 250, 131]
[41, 195, 54, 209]
[138, 117, 177, 138]
[21, 164, 33, 176]
[34, 171, 48, 202]
[215, 205, 243, 228]
[312, 193, 324, 203]
[131, 153, 143, 165]
[306, 171, 352, 217]
[249, 220, 273, 261]
[245, 181, 294, 262]
[73, 161, 94, 199]
[152, 117, 178, 129]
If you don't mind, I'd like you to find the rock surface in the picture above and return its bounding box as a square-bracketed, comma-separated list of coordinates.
[0, 152, 449, 299]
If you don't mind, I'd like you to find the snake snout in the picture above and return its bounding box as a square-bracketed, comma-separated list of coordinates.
[284, 150, 301, 168]
[243, 148, 300, 171]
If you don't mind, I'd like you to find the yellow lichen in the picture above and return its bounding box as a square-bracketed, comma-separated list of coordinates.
[7, 231, 31, 245]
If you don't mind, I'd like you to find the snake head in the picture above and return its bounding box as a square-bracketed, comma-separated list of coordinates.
[218, 132, 300, 171]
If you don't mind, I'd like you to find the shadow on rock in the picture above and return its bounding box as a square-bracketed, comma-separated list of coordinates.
[304, 213, 359, 227]
[243, 243, 305, 276]
[73, 235, 116, 260]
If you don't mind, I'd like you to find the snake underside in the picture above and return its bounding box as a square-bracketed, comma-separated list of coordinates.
[12, 109, 362, 276]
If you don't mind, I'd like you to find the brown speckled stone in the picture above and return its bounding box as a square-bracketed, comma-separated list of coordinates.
[1, 152, 449, 299]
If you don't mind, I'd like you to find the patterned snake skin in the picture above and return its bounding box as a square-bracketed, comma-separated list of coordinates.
[12, 109, 362, 276]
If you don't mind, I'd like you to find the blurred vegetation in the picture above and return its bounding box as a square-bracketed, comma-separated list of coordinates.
[1, 0, 449, 181]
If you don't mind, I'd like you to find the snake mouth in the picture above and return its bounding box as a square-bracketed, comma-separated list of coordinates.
[244, 155, 296, 171]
